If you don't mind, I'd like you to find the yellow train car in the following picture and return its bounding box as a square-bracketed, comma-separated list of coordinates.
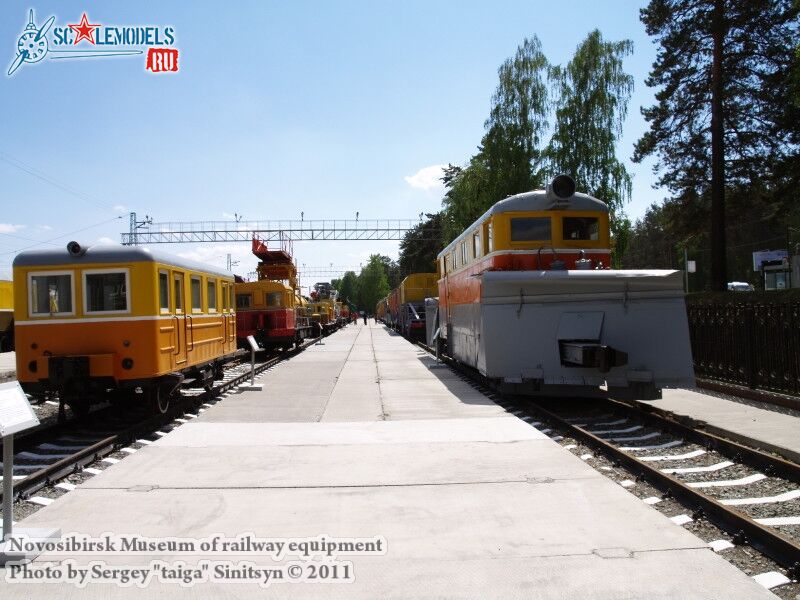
[13, 242, 239, 416]
[399, 273, 438, 304]
[0, 280, 13, 351]
[375, 297, 388, 323]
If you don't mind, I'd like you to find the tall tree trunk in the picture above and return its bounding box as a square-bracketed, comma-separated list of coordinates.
[710, 0, 727, 290]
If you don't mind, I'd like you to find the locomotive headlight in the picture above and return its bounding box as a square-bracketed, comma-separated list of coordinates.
[550, 175, 576, 199]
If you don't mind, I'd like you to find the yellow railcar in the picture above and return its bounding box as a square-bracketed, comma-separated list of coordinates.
[13, 242, 238, 415]
[0, 280, 13, 351]
[399, 273, 438, 304]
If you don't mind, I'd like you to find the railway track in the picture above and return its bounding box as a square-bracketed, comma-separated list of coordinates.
[0, 335, 321, 505]
[416, 341, 800, 588]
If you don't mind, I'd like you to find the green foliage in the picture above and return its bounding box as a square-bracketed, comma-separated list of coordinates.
[634, 0, 799, 195]
[440, 36, 550, 243]
[356, 255, 390, 312]
[438, 32, 634, 246]
[629, 0, 800, 288]
[399, 212, 443, 275]
[336, 271, 358, 306]
[546, 30, 633, 219]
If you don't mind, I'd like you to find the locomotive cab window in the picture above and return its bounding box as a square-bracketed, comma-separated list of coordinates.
[236, 293, 252, 309]
[266, 292, 282, 307]
[562, 217, 599, 241]
[29, 271, 73, 316]
[84, 270, 129, 314]
[159, 271, 170, 313]
[190, 276, 202, 313]
[510, 217, 551, 242]
[207, 279, 217, 312]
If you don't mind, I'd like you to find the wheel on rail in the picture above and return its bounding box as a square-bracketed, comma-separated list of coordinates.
[64, 396, 90, 420]
[150, 386, 170, 415]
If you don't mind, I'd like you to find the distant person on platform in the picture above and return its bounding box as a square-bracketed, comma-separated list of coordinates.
[363, 313, 367, 325]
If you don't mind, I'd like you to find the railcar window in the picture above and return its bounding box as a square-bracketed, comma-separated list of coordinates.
[236, 294, 252, 309]
[173, 274, 184, 313]
[510, 217, 551, 241]
[30, 273, 72, 315]
[190, 276, 202, 312]
[473, 232, 481, 259]
[85, 271, 128, 313]
[461, 241, 467, 265]
[228, 286, 234, 311]
[221, 283, 228, 311]
[562, 217, 599, 241]
[450, 253, 456, 270]
[207, 279, 217, 312]
[487, 223, 494, 252]
[159, 271, 169, 312]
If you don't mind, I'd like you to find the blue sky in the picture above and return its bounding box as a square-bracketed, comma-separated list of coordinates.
[0, 0, 665, 290]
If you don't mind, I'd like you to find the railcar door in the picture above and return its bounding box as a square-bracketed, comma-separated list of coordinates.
[172, 272, 188, 367]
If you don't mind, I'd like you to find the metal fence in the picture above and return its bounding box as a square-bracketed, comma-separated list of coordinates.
[686, 292, 800, 397]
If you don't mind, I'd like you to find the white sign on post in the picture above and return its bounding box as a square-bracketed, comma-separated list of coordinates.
[0, 381, 39, 437]
[687, 260, 696, 273]
[246, 335, 260, 352]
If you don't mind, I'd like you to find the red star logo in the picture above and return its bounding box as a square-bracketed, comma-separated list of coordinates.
[68, 12, 101, 45]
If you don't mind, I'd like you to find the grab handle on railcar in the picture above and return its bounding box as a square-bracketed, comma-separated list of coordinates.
[185, 315, 195, 352]
[172, 315, 181, 356]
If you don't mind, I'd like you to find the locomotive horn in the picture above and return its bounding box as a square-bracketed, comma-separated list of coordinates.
[549, 175, 576, 199]
[67, 241, 87, 257]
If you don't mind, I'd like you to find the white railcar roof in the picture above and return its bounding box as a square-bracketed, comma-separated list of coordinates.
[13, 244, 233, 278]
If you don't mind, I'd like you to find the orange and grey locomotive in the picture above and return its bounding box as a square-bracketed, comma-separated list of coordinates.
[435, 176, 694, 399]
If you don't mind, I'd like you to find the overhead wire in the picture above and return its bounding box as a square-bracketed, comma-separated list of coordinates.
[0, 152, 118, 211]
[0, 215, 124, 257]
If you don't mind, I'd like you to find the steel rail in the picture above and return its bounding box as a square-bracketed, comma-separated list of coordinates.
[1, 334, 324, 503]
[602, 396, 800, 482]
[414, 340, 800, 578]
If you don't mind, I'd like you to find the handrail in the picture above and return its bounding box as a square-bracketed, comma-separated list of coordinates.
[185, 315, 195, 352]
[172, 315, 181, 356]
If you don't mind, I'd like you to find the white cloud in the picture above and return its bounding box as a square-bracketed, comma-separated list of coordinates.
[177, 243, 256, 275]
[38, 224, 53, 231]
[113, 205, 127, 212]
[94, 236, 117, 245]
[0, 223, 25, 234]
[404, 164, 446, 191]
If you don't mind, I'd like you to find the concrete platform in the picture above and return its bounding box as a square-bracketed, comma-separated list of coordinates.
[0, 323, 775, 598]
[640, 387, 800, 463]
[0, 351, 14, 382]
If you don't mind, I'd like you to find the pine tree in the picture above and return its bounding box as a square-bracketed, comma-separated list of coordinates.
[634, 0, 800, 289]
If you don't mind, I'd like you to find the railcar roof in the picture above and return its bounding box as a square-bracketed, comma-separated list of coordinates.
[13, 244, 233, 278]
[437, 188, 608, 258]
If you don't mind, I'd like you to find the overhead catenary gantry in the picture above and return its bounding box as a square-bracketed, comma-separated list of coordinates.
[121, 213, 437, 245]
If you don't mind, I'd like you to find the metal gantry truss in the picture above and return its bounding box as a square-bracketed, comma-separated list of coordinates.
[297, 267, 362, 277]
[121, 216, 432, 245]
